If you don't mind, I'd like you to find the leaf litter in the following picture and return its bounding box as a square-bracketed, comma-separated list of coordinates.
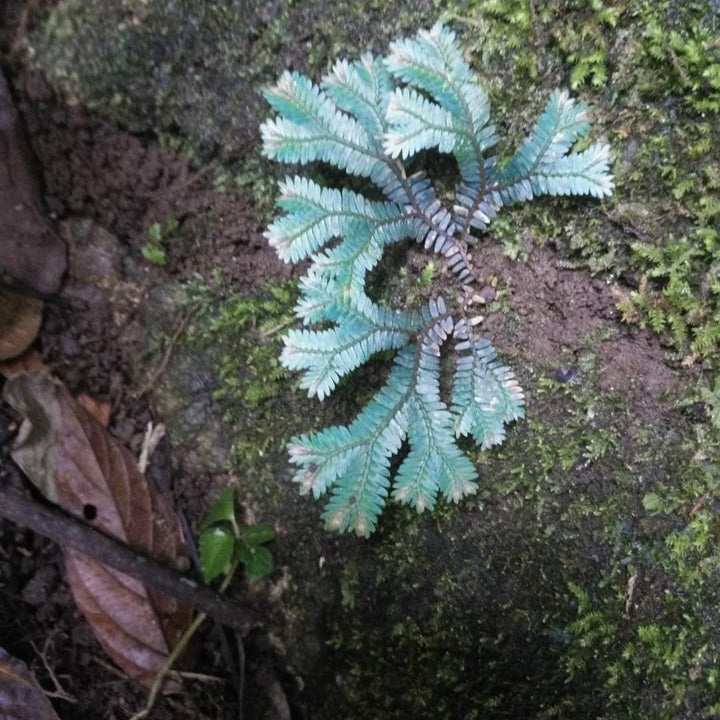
[2, 369, 193, 689]
[0, 645, 61, 720]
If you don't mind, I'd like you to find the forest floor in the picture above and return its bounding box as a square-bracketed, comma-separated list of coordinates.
[1, 1, 720, 719]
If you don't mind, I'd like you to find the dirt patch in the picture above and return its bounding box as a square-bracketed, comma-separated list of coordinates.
[598, 336, 680, 398]
[12, 69, 289, 291]
[472, 241, 681, 405]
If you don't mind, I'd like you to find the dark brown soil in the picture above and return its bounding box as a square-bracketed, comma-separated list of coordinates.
[14, 69, 289, 293]
[472, 242, 681, 408]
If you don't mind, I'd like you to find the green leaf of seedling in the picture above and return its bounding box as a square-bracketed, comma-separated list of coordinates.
[148, 222, 163, 243]
[239, 524, 275, 547]
[419, 261, 436, 288]
[141, 243, 166, 266]
[199, 526, 235, 583]
[237, 541, 274, 579]
[199, 487, 237, 532]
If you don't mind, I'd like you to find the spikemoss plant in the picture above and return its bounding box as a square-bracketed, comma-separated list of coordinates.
[260, 23, 613, 536]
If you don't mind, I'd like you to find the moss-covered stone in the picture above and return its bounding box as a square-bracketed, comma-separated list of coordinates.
[28, 0, 435, 154]
[274, 367, 709, 719]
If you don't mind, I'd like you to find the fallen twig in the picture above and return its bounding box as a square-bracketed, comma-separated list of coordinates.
[0, 484, 262, 634]
[134, 304, 199, 401]
[138, 420, 166, 474]
[31, 634, 78, 704]
[130, 559, 239, 719]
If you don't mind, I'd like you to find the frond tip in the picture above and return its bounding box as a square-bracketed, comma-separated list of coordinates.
[451, 336, 525, 449]
[261, 22, 613, 536]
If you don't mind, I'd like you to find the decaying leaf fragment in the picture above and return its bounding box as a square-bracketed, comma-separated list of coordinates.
[0, 289, 43, 361]
[0, 646, 60, 720]
[0, 349, 45, 378]
[3, 371, 193, 688]
[0, 70, 66, 296]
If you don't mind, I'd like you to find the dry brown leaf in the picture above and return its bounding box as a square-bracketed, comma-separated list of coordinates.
[0, 349, 45, 378]
[0, 288, 42, 360]
[3, 371, 193, 688]
[76, 393, 112, 428]
[0, 71, 66, 296]
[0, 646, 60, 720]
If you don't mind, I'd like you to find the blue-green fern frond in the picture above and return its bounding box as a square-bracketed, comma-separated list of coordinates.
[295, 269, 423, 331]
[385, 22, 497, 186]
[290, 347, 415, 535]
[527, 143, 613, 198]
[308, 214, 420, 292]
[323, 54, 393, 147]
[385, 23, 493, 144]
[394, 326, 479, 512]
[281, 321, 410, 400]
[451, 331, 525, 449]
[261, 23, 613, 536]
[384, 88, 458, 158]
[490, 89, 614, 203]
[454, 182, 500, 233]
[261, 71, 389, 182]
[266, 176, 408, 264]
[383, 170, 476, 282]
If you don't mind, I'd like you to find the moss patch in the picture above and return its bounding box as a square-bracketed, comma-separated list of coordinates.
[308, 364, 709, 719]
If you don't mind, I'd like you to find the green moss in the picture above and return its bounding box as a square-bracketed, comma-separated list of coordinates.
[183, 278, 307, 476]
[311, 354, 708, 718]
[559, 441, 720, 718]
[432, 1, 720, 364]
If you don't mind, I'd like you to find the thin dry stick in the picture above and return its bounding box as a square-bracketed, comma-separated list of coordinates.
[129, 613, 207, 720]
[130, 560, 240, 720]
[173, 671, 224, 683]
[138, 421, 166, 474]
[134, 304, 199, 400]
[0, 485, 261, 633]
[236, 631, 246, 720]
[30, 636, 78, 704]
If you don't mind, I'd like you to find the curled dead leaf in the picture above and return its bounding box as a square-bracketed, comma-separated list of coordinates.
[0, 288, 42, 360]
[3, 371, 192, 688]
[0, 646, 60, 720]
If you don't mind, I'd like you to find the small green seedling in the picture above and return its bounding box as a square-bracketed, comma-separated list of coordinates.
[141, 218, 179, 266]
[198, 486, 275, 582]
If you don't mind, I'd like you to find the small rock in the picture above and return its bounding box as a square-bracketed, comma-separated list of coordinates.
[476, 286, 497, 304]
[60, 335, 81, 357]
[21, 565, 59, 606]
[554, 367, 580, 384]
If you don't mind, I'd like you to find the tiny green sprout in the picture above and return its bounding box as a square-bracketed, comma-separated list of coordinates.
[642, 492, 663, 513]
[698, 377, 720, 430]
[148, 221, 163, 244]
[142, 218, 180, 266]
[419, 261, 436, 288]
[198, 486, 276, 582]
[141, 241, 166, 266]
